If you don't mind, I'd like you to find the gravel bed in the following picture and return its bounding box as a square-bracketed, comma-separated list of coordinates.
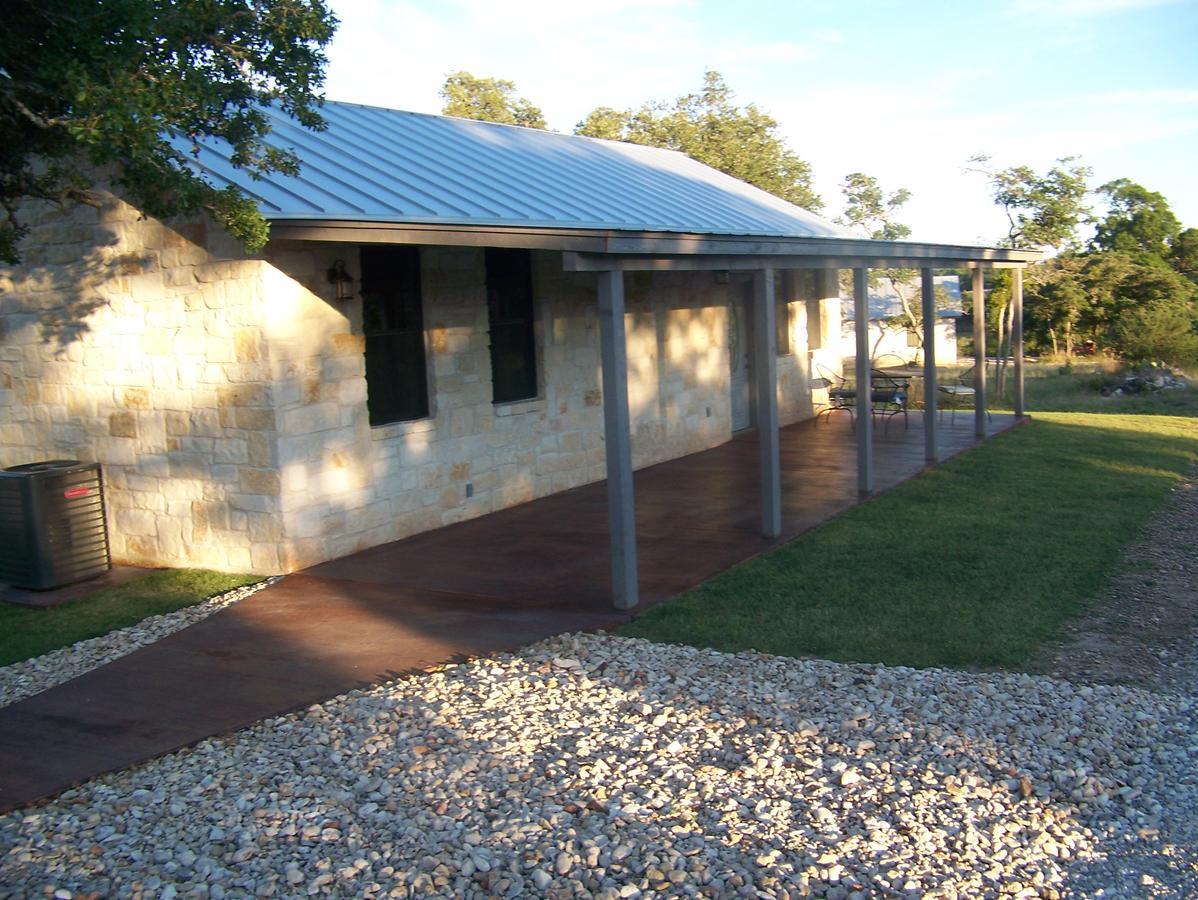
[2, 632, 1195, 899]
[0, 577, 278, 709]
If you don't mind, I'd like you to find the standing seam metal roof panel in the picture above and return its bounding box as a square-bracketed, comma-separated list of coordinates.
[174, 101, 856, 240]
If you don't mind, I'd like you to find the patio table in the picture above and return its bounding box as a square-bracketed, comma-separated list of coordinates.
[876, 365, 927, 406]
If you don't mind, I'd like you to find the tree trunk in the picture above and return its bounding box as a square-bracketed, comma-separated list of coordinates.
[1049, 327, 1059, 358]
[890, 275, 922, 356]
[1065, 320, 1074, 360]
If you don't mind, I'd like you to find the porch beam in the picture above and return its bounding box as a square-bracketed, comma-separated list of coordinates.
[562, 251, 1031, 273]
[853, 268, 874, 495]
[972, 269, 987, 437]
[920, 267, 938, 463]
[1012, 267, 1025, 417]
[597, 270, 639, 610]
[752, 268, 782, 538]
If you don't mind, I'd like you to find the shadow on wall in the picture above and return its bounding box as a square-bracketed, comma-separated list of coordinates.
[2, 200, 142, 352]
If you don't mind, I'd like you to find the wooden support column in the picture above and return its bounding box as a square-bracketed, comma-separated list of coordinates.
[853, 268, 874, 494]
[972, 268, 987, 437]
[751, 268, 782, 538]
[1012, 267, 1025, 418]
[920, 267, 938, 463]
[597, 270, 638, 610]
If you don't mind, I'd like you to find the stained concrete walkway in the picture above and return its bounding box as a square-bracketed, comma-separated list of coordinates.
[0, 414, 1019, 811]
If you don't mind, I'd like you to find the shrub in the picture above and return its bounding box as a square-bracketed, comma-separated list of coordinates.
[1113, 301, 1198, 368]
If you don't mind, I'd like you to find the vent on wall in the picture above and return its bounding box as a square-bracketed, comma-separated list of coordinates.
[0, 460, 111, 590]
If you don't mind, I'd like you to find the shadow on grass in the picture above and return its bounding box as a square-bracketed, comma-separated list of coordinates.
[621, 413, 1198, 671]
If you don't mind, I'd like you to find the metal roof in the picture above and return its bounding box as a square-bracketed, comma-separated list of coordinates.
[173, 101, 855, 241]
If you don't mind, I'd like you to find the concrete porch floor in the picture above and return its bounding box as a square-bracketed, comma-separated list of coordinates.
[0, 413, 1021, 812]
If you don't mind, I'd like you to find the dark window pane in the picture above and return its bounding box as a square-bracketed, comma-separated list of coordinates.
[485, 249, 538, 403]
[360, 246, 429, 424]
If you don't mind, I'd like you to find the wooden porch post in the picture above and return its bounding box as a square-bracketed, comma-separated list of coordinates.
[920, 267, 938, 463]
[972, 268, 987, 437]
[1012, 267, 1025, 417]
[752, 268, 782, 538]
[853, 268, 874, 494]
[597, 270, 639, 610]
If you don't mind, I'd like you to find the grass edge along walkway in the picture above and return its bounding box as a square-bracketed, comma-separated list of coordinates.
[621, 413, 1198, 671]
[0, 569, 261, 667]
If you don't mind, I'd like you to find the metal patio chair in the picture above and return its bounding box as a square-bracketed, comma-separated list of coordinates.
[937, 364, 992, 424]
[813, 363, 856, 424]
[869, 365, 909, 430]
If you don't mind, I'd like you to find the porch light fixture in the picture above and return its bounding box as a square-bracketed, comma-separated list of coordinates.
[327, 259, 354, 301]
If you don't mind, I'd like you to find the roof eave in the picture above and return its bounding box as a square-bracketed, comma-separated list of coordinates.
[265, 219, 1042, 269]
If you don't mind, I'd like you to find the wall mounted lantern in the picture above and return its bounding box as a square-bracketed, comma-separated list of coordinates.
[327, 259, 354, 301]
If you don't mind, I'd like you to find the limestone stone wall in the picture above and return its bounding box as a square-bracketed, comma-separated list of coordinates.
[0, 195, 286, 572]
[259, 246, 739, 570]
[1, 195, 839, 575]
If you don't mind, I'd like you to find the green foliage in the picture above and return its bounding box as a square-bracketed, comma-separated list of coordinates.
[622, 414, 1198, 670]
[574, 71, 821, 211]
[439, 71, 547, 129]
[1171, 228, 1198, 285]
[0, 0, 337, 265]
[837, 172, 911, 241]
[0, 569, 261, 666]
[1092, 178, 1182, 256]
[1113, 301, 1198, 367]
[1024, 249, 1197, 358]
[836, 172, 920, 349]
[574, 107, 629, 141]
[967, 154, 1092, 250]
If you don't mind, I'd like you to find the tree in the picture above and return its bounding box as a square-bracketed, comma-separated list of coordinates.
[439, 71, 546, 129]
[1170, 228, 1198, 285]
[1113, 301, 1198, 367]
[0, 0, 337, 264]
[837, 173, 911, 241]
[575, 71, 821, 211]
[1023, 256, 1089, 357]
[574, 107, 629, 141]
[966, 155, 1092, 250]
[836, 172, 923, 357]
[1091, 179, 1182, 257]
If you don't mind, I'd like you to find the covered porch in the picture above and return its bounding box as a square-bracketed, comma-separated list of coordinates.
[564, 241, 1037, 608]
[308, 411, 1022, 610]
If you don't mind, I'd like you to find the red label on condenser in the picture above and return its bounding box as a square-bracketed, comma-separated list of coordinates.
[63, 487, 91, 499]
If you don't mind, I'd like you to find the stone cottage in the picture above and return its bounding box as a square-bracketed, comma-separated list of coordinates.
[0, 102, 1036, 606]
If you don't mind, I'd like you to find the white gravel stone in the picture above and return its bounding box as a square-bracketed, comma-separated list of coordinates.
[1, 631, 1195, 898]
[0, 578, 277, 709]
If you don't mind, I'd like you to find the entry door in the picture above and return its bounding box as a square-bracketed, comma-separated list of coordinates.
[729, 285, 755, 432]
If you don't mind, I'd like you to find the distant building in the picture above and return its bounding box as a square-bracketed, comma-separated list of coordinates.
[840, 275, 961, 364]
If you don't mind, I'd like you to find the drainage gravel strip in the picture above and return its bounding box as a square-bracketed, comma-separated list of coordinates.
[2, 632, 1194, 898]
[0, 577, 279, 710]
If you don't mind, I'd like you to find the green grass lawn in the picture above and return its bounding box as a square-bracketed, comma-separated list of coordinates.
[992, 360, 1198, 416]
[0, 569, 261, 667]
[621, 413, 1198, 670]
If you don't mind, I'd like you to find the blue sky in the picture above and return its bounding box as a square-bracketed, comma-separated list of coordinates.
[323, 0, 1198, 246]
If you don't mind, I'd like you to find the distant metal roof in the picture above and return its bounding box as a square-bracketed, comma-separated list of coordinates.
[841, 274, 965, 319]
[174, 101, 855, 241]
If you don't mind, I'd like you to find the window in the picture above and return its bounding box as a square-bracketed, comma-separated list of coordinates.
[360, 246, 430, 425]
[775, 270, 792, 356]
[485, 248, 538, 403]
